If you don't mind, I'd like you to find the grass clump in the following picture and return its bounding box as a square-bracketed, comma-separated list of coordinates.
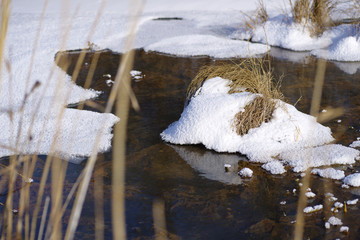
[243, 0, 268, 33]
[187, 59, 283, 136]
[290, 0, 337, 36]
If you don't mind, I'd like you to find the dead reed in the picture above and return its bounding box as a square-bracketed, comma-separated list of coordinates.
[187, 59, 283, 135]
[243, 0, 268, 33]
[289, 0, 337, 36]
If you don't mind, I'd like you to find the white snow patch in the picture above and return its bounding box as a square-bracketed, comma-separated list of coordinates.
[311, 168, 345, 180]
[303, 204, 323, 213]
[340, 226, 349, 233]
[350, 140, 360, 148]
[344, 173, 360, 187]
[325, 222, 330, 229]
[305, 191, 316, 198]
[262, 161, 286, 174]
[313, 36, 360, 62]
[238, 167, 253, 178]
[281, 145, 359, 173]
[232, 15, 333, 51]
[280, 201, 286, 205]
[328, 216, 343, 226]
[347, 199, 358, 205]
[334, 202, 344, 208]
[145, 34, 269, 58]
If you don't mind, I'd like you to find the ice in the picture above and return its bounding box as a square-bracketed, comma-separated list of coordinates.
[311, 168, 345, 180]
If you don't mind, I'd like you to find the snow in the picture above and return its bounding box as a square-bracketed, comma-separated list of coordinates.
[328, 216, 343, 226]
[311, 168, 345, 180]
[8, 0, 360, 164]
[340, 226, 349, 233]
[346, 199, 358, 205]
[303, 204, 323, 213]
[145, 34, 269, 58]
[350, 140, 360, 148]
[334, 202, 344, 208]
[6, 0, 289, 163]
[161, 77, 359, 174]
[313, 35, 360, 62]
[305, 191, 316, 198]
[238, 167, 253, 178]
[262, 161, 286, 175]
[325, 222, 330, 229]
[343, 173, 360, 187]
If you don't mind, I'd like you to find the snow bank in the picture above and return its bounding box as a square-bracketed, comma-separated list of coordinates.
[161, 77, 359, 173]
[145, 34, 269, 58]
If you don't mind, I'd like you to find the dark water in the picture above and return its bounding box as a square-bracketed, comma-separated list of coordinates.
[4, 48, 360, 239]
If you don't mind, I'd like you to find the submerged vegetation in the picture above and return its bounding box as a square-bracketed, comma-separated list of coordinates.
[187, 59, 283, 135]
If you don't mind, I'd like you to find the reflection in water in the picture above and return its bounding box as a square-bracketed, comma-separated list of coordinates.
[270, 47, 312, 64]
[333, 61, 360, 75]
[170, 145, 244, 185]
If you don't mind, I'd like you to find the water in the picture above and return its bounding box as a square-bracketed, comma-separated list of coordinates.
[5, 48, 360, 239]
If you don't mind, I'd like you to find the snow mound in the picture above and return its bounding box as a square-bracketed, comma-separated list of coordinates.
[145, 34, 269, 58]
[161, 77, 359, 173]
[343, 173, 360, 187]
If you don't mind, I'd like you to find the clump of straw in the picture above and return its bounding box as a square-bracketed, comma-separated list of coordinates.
[187, 59, 283, 135]
[290, 0, 337, 36]
[243, 0, 268, 34]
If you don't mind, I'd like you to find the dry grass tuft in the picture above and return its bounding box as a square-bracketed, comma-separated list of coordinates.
[290, 0, 337, 36]
[233, 96, 276, 135]
[243, 0, 268, 32]
[187, 59, 283, 135]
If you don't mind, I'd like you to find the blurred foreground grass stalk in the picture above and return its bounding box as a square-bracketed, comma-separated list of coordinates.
[0, 0, 143, 239]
